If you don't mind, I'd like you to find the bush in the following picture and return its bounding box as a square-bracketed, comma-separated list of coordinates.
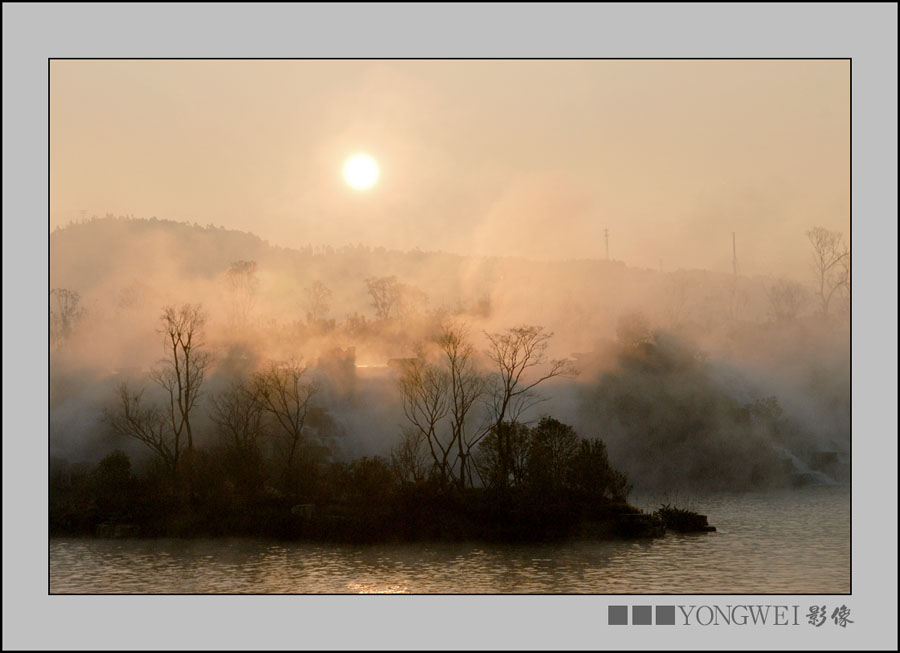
[475, 417, 632, 508]
[567, 439, 632, 503]
[527, 417, 580, 493]
[653, 503, 712, 532]
[91, 450, 134, 522]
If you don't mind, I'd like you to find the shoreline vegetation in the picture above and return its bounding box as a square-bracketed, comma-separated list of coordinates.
[51, 417, 718, 544]
[50, 415, 716, 544]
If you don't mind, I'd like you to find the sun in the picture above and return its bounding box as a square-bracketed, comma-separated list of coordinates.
[343, 153, 379, 190]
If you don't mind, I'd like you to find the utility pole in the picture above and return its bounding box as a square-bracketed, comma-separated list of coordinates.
[730, 232, 739, 323]
[732, 232, 737, 278]
[604, 228, 609, 261]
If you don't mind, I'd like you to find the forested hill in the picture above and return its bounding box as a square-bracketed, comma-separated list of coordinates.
[50, 215, 776, 353]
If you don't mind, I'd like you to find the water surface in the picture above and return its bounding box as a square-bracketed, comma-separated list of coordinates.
[50, 486, 849, 594]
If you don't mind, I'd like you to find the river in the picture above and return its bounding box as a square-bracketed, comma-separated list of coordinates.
[49, 485, 849, 594]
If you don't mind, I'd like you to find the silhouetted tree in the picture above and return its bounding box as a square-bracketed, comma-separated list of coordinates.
[303, 280, 333, 324]
[91, 450, 134, 521]
[567, 438, 631, 503]
[766, 279, 807, 322]
[209, 379, 266, 452]
[391, 428, 431, 484]
[527, 417, 580, 493]
[50, 288, 85, 346]
[436, 321, 489, 488]
[484, 325, 572, 487]
[396, 283, 429, 322]
[345, 456, 396, 512]
[150, 304, 211, 495]
[104, 383, 179, 484]
[806, 226, 849, 317]
[224, 260, 259, 329]
[397, 356, 452, 484]
[475, 421, 531, 488]
[251, 359, 319, 492]
[116, 279, 154, 311]
[366, 275, 402, 321]
[747, 396, 785, 438]
[396, 321, 492, 488]
[151, 304, 210, 456]
[341, 312, 369, 338]
[210, 380, 268, 504]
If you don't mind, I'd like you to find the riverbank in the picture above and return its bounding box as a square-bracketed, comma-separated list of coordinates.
[52, 483, 695, 543]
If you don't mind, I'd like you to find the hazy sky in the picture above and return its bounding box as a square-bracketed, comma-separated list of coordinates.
[50, 59, 849, 278]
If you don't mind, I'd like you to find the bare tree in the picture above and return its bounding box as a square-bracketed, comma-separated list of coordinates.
[209, 378, 268, 502]
[390, 428, 431, 484]
[303, 280, 333, 324]
[474, 421, 531, 488]
[224, 260, 259, 329]
[396, 356, 453, 483]
[50, 288, 85, 346]
[395, 321, 492, 488]
[104, 383, 179, 483]
[102, 304, 208, 496]
[436, 321, 489, 488]
[806, 226, 849, 317]
[766, 279, 808, 323]
[483, 325, 573, 488]
[150, 304, 211, 463]
[209, 379, 266, 452]
[485, 325, 571, 428]
[396, 323, 572, 489]
[366, 275, 402, 321]
[251, 359, 319, 487]
[116, 280, 154, 312]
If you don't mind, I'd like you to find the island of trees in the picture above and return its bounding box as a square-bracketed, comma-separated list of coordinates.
[49, 218, 850, 542]
[52, 305, 671, 541]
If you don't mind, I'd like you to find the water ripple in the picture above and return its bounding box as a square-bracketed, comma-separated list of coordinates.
[50, 486, 849, 594]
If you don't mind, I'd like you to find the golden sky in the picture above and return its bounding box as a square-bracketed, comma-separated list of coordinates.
[50, 59, 849, 278]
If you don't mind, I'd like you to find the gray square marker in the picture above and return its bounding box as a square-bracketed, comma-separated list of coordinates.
[608, 605, 628, 625]
[656, 605, 676, 625]
[632, 605, 652, 625]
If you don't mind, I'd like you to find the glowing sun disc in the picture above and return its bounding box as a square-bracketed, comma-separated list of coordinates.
[343, 153, 379, 190]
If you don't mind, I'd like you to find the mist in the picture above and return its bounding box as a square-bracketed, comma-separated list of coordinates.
[50, 60, 849, 280]
[49, 59, 851, 495]
[49, 214, 849, 492]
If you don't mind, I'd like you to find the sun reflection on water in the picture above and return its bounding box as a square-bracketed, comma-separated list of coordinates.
[347, 582, 410, 594]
